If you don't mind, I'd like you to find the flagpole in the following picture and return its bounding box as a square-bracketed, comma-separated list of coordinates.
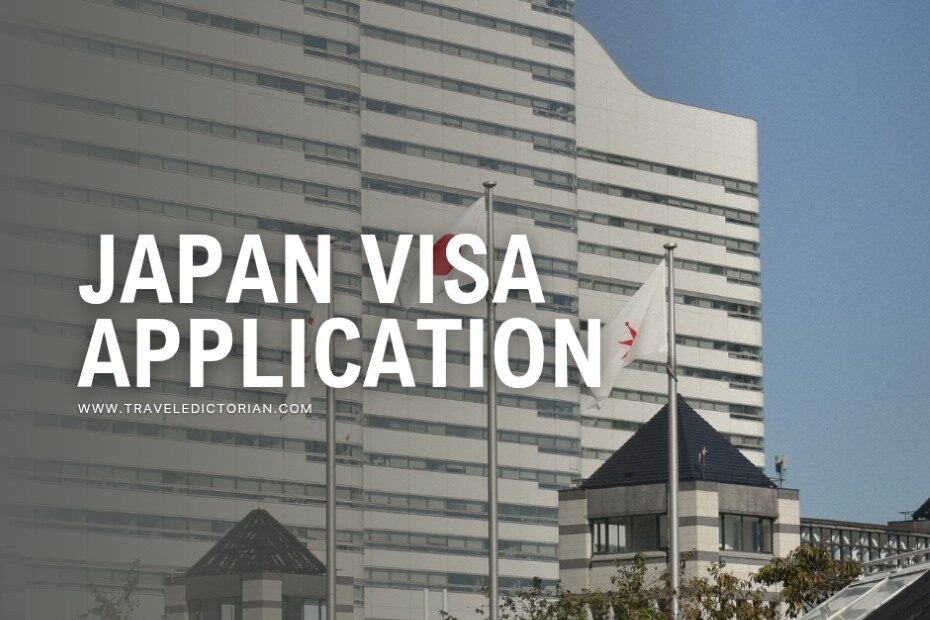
[483, 180, 499, 620]
[326, 296, 337, 620]
[664, 243, 679, 620]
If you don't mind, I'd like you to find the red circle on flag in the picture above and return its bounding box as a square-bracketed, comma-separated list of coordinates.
[433, 233, 455, 276]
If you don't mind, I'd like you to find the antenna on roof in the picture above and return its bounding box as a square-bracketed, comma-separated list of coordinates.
[775, 454, 788, 488]
[698, 446, 708, 480]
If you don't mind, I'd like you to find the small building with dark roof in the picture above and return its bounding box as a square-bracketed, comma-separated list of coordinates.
[164, 508, 353, 620]
[558, 395, 800, 590]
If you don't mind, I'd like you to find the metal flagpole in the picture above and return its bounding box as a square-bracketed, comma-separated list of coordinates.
[326, 296, 337, 620]
[664, 242, 679, 620]
[484, 180, 499, 620]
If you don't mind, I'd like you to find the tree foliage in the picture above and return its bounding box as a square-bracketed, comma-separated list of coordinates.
[441, 547, 861, 620]
[753, 544, 862, 617]
[681, 561, 774, 620]
[75, 559, 142, 620]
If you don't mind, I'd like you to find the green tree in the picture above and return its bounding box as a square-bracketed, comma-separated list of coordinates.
[753, 544, 862, 617]
[440, 555, 666, 620]
[681, 561, 773, 620]
[75, 559, 142, 620]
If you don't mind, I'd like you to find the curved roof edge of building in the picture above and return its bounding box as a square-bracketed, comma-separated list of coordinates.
[574, 20, 758, 125]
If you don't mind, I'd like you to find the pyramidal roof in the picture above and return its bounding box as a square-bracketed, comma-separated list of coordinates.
[581, 394, 775, 490]
[186, 508, 326, 577]
[914, 496, 930, 521]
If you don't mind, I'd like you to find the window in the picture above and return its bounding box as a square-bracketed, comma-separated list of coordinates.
[188, 598, 239, 620]
[591, 515, 667, 555]
[719, 514, 774, 553]
[284, 598, 326, 620]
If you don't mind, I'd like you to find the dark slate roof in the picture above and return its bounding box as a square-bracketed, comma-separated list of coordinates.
[913, 496, 930, 521]
[581, 394, 775, 490]
[186, 508, 326, 577]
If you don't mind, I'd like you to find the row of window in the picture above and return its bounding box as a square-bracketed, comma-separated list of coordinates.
[364, 567, 557, 593]
[282, 0, 360, 22]
[578, 178, 758, 227]
[284, 598, 326, 620]
[362, 302, 558, 348]
[2, 503, 362, 548]
[591, 514, 669, 555]
[801, 525, 930, 562]
[364, 489, 558, 525]
[362, 135, 574, 191]
[363, 98, 574, 156]
[362, 176, 576, 231]
[0, 176, 359, 249]
[364, 414, 580, 456]
[4, 447, 558, 530]
[720, 513, 774, 554]
[357, 228, 577, 281]
[382, 328, 754, 395]
[371, 337, 583, 386]
[579, 429, 763, 455]
[9, 460, 558, 564]
[578, 210, 759, 257]
[369, 0, 573, 50]
[3, 131, 361, 210]
[29, 562, 167, 591]
[577, 147, 759, 197]
[0, 407, 361, 457]
[591, 513, 773, 556]
[0, 312, 337, 381]
[579, 240, 760, 288]
[525, 0, 574, 18]
[362, 25, 573, 87]
[5, 266, 321, 330]
[629, 357, 762, 391]
[189, 597, 240, 620]
[365, 451, 577, 490]
[579, 274, 761, 322]
[3, 24, 361, 113]
[366, 529, 556, 561]
[6, 86, 360, 167]
[373, 376, 578, 420]
[605, 387, 763, 420]
[507, 288, 578, 314]
[26, 561, 359, 605]
[6, 456, 360, 505]
[361, 61, 574, 122]
[94, 0, 360, 63]
[0, 358, 296, 410]
[7, 223, 361, 297]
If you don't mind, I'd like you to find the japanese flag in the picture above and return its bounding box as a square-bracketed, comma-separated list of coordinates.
[397, 196, 486, 309]
[590, 261, 668, 405]
[285, 303, 317, 407]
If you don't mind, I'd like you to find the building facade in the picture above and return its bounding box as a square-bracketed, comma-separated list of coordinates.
[0, 1, 762, 618]
[800, 517, 930, 565]
[559, 396, 795, 592]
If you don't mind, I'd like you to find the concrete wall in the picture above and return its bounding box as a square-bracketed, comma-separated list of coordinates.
[558, 482, 800, 591]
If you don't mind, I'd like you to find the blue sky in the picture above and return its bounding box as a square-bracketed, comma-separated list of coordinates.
[576, 1, 930, 523]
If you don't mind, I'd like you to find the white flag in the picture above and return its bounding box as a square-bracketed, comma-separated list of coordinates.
[285, 303, 317, 408]
[397, 196, 486, 309]
[590, 261, 668, 405]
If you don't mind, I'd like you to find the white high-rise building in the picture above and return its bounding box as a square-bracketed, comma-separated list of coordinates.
[0, 1, 762, 618]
